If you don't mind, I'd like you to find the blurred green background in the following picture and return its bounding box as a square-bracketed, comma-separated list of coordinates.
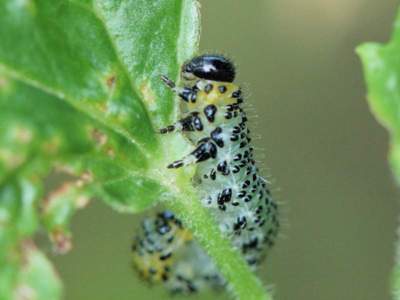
[47, 1, 400, 299]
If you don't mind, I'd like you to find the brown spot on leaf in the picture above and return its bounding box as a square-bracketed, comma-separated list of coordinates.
[42, 182, 72, 210]
[75, 195, 90, 209]
[76, 171, 92, 187]
[41, 136, 61, 154]
[42, 171, 92, 210]
[50, 229, 72, 254]
[0, 75, 8, 90]
[20, 239, 36, 258]
[106, 75, 116, 89]
[14, 240, 38, 300]
[15, 126, 33, 144]
[14, 284, 36, 300]
[0, 149, 24, 169]
[106, 147, 115, 158]
[140, 81, 156, 109]
[91, 128, 107, 146]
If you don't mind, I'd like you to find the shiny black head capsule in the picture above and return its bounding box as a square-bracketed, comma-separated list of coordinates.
[182, 55, 235, 82]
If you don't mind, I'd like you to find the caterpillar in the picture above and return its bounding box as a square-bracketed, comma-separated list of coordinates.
[131, 54, 279, 294]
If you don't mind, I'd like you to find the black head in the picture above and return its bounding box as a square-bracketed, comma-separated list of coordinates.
[182, 54, 235, 82]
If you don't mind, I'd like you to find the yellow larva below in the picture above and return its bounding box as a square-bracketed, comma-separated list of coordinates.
[132, 54, 279, 294]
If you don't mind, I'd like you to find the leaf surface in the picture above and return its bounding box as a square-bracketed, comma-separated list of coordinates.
[0, 0, 199, 298]
[358, 7, 400, 299]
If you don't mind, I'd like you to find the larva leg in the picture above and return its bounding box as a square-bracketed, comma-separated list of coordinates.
[159, 113, 203, 134]
[161, 75, 198, 103]
[167, 138, 217, 169]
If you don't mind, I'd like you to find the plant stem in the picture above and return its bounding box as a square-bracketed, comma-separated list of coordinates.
[166, 186, 272, 300]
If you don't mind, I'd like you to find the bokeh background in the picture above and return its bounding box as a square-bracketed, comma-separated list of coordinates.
[48, 1, 400, 299]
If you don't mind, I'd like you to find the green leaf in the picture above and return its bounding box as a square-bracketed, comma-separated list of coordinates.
[0, 175, 46, 300]
[357, 6, 400, 299]
[357, 30, 400, 181]
[14, 242, 62, 300]
[0, 1, 273, 299]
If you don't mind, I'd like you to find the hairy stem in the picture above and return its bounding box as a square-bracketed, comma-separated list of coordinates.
[166, 184, 272, 300]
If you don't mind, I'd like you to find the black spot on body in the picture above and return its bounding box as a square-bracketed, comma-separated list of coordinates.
[232, 126, 241, 134]
[179, 87, 197, 103]
[244, 195, 252, 202]
[218, 85, 227, 93]
[192, 139, 217, 162]
[225, 112, 233, 119]
[157, 224, 171, 235]
[232, 166, 240, 173]
[242, 237, 259, 253]
[233, 216, 247, 231]
[246, 166, 252, 175]
[187, 282, 197, 293]
[210, 169, 216, 180]
[233, 153, 242, 161]
[160, 252, 172, 260]
[232, 89, 242, 98]
[242, 180, 251, 188]
[149, 267, 157, 275]
[217, 160, 229, 175]
[230, 134, 239, 141]
[239, 160, 247, 167]
[178, 114, 196, 131]
[218, 188, 232, 203]
[193, 115, 203, 131]
[162, 273, 169, 282]
[204, 104, 217, 122]
[211, 127, 224, 147]
[204, 83, 213, 93]
[191, 93, 197, 103]
[237, 190, 246, 198]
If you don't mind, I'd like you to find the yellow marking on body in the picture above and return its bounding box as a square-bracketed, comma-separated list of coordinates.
[131, 224, 192, 284]
[132, 251, 173, 282]
[177, 228, 193, 242]
[188, 82, 239, 111]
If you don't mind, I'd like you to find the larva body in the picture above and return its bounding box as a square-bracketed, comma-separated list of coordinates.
[132, 55, 279, 294]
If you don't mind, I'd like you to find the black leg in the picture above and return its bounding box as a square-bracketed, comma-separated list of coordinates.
[159, 113, 204, 134]
[167, 138, 218, 169]
[161, 75, 198, 103]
